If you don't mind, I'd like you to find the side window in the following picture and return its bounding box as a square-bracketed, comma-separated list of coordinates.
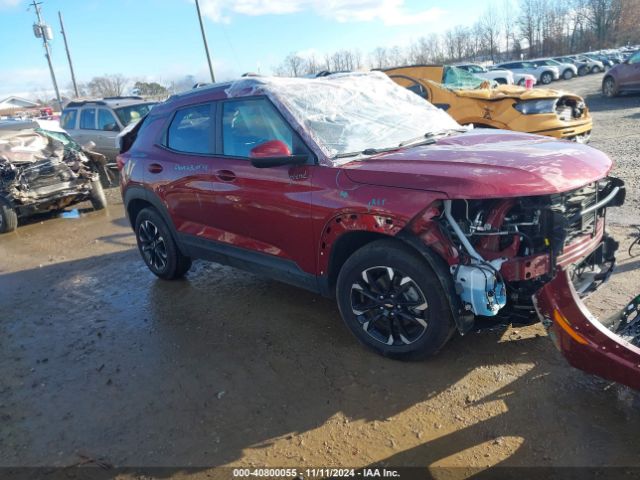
[222, 99, 297, 158]
[97, 109, 119, 131]
[79, 108, 96, 130]
[166, 103, 213, 154]
[628, 52, 640, 65]
[60, 109, 77, 129]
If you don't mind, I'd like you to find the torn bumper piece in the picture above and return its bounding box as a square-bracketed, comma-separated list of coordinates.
[534, 269, 640, 390]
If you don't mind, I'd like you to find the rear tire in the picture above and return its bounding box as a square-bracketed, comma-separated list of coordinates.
[89, 178, 107, 210]
[578, 66, 588, 76]
[562, 69, 574, 80]
[134, 207, 192, 280]
[0, 197, 18, 233]
[603, 77, 618, 97]
[336, 239, 456, 360]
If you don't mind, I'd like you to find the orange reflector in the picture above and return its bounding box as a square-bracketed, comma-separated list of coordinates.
[553, 309, 589, 345]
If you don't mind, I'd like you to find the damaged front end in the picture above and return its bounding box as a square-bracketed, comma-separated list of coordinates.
[421, 176, 639, 389]
[0, 122, 107, 226]
[534, 270, 640, 391]
[434, 176, 624, 318]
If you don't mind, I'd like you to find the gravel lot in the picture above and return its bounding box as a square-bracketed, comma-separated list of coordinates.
[1, 73, 639, 475]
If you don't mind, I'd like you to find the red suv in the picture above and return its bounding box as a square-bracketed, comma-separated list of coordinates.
[119, 73, 639, 389]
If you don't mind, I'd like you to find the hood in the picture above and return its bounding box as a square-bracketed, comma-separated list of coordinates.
[343, 130, 612, 199]
[431, 80, 573, 101]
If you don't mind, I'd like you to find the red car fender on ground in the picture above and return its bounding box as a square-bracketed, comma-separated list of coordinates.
[534, 268, 640, 390]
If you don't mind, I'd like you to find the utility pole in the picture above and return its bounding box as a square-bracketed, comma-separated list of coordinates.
[30, 1, 62, 110]
[58, 11, 79, 98]
[194, 0, 215, 83]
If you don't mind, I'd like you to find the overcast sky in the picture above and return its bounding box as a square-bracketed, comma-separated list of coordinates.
[0, 0, 485, 99]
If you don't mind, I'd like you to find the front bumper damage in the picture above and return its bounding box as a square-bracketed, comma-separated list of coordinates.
[534, 269, 640, 391]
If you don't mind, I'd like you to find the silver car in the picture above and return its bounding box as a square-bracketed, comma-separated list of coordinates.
[532, 58, 578, 80]
[60, 97, 155, 160]
[496, 61, 560, 85]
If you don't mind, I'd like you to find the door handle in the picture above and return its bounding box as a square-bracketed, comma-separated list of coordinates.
[216, 169, 236, 182]
[148, 163, 163, 174]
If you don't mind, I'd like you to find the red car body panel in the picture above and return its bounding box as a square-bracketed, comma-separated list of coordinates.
[534, 269, 640, 391]
[344, 130, 612, 199]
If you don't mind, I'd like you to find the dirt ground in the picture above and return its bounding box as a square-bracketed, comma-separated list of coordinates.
[1, 73, 639, 476]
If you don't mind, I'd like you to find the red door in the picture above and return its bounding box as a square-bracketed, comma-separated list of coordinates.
[188, 97, 317, 274]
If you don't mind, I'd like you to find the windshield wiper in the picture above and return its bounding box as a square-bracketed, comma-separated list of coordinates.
[332, 146, 401, 159]
[398, 128, 467, 147]
[332, 128, 468, 160]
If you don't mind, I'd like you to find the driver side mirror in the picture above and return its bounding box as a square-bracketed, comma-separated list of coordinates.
[249, 140, 307, 168]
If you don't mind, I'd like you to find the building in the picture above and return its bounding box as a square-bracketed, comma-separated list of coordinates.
[0, 96, 40, 114]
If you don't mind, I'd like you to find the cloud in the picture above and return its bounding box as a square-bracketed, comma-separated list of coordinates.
[195, 0, 445, 26]
[0, 0, 21, 7]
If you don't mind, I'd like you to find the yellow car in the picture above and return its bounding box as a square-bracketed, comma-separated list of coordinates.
[383, 65, 592, 142]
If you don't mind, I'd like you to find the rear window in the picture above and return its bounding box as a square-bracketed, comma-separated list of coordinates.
[60, 109, 77, 129]
[166, 103, 213, 154]
[79, 108, 96, 129]
[115, 103, 155, 126]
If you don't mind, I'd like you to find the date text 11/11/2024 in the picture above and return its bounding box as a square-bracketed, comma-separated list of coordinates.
[232, 468, 401, 478]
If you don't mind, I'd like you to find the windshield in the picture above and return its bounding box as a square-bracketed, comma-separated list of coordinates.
[226, 72, 461, 165]
[114, 103, 155, 126]
[442, 66, 489, 89]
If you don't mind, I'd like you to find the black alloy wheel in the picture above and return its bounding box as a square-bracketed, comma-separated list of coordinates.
[138, 219, 169, 272]
[336, 239, 455, 359]
[134, 207, 192, 279]
[350, 266, 429, 346]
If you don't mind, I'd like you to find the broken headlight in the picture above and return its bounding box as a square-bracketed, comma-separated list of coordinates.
[514, 99, 556, 115]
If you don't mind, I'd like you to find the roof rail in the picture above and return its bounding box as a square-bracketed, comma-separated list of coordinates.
[102, 95, 144, 100]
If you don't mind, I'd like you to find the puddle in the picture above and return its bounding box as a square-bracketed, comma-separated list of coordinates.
[58, 209, 82, 219]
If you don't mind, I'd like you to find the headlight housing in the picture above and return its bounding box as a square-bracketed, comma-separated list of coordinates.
[513, 99, 557, 114]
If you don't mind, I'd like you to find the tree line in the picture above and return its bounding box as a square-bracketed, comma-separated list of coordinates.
[276, 0, 640, 76]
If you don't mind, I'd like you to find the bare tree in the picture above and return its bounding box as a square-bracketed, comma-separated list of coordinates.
[278, 53, 306, 77]
[370, 46, 389, 69]
[88, 74, 129, 97]
[502, 0, 516, 59]
[480, 6, 502, 62]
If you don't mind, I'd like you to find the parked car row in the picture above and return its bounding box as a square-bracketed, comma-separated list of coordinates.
[456, 46, 638, 87]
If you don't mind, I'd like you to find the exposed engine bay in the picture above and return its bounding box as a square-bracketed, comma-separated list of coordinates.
[0, 122, 108, 218]
[439, 176, 625, 318]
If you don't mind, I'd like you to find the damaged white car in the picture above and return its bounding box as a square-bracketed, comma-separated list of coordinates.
[0, 121, 108, 233]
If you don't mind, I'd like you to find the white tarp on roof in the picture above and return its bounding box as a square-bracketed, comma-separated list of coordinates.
[226, 72, 461, 166]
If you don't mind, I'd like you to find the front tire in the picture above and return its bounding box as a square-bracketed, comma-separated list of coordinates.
[540, 72, 553, 85]
[0, 197, 18, 233]
[336, 239, 455, 360]
[563, 69, 574, 80]
[603, 77, 618, 97]
[591, 65, 601, 73]
[578, 66, 588, 76]
[134, 207, 192, 279]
